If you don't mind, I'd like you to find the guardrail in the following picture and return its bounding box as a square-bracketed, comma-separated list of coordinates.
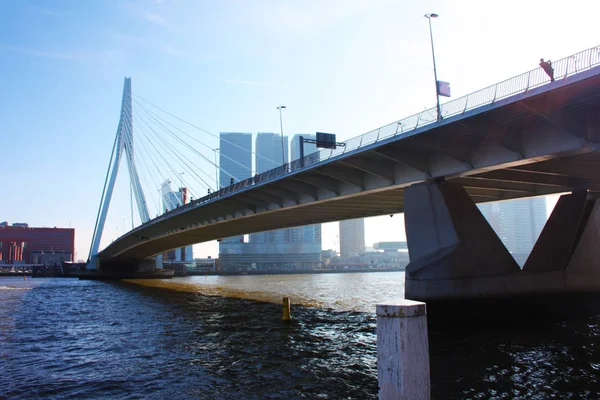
[130, 45, 600, 236]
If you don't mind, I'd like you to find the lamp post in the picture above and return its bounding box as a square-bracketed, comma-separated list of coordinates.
[213, 148, 219, 190]
[424, 13, 441, 120]
[276, 105, 287, 165]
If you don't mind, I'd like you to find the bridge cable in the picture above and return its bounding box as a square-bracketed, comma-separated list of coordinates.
[126, 101, 200, 216]
[133, 99, 253, 181]
[133, 94, 284, 169]
[126, 134, 162, 216]
[133, 107, 213, 194]
[122, 101, 178, 215]
[133, 119, 202, 201]
[134, 102, 238, 189]
[132, 111, 203, 201]
[134, 114, 210, 197]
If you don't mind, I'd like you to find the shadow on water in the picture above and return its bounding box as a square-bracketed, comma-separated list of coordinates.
[109, 280, 380, 399]
[2, 277, 600, 399]
[427, 292, 600, 399]
[117, 282, 600, 399]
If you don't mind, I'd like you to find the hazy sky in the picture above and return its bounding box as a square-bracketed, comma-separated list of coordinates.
[1, 0, 598, 260]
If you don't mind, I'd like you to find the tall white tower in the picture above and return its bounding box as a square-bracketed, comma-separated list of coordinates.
[160, 180, 193, 262]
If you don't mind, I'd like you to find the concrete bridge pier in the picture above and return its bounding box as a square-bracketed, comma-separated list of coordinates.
[404, 181, 600, 301]
[79, 257, 174, 279]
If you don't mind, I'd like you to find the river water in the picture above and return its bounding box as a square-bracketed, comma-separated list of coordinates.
[1, 272, 600, 399]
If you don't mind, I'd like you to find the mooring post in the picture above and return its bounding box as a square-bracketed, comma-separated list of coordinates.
[377, 300, 430, 400]
[282, 296, 292, 321]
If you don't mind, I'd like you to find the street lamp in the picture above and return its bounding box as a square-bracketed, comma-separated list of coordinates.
[213, 148, 219, 190]
[276, 105, 287, 165]
[424, 13, 441, 120]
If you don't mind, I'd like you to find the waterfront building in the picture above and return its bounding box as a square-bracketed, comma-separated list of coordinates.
[218, 132, 253, 264]
[339, 218, 365, 257]
[188, 257, 217, 273]
[160, 180, 193, 262]
[373, 241, 408, 252]
[0, 223, 75, 264]
[498, 197, 548, 266]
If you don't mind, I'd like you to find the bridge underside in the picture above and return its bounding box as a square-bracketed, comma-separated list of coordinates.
[98, 65, 600, 287]
[98, 146, 600, 265]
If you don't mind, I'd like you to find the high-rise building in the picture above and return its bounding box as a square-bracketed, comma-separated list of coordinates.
[478, 202, 501, 234]
[478, 198, 548, 266]
[289, 134, 322, 254]
[339, 218, 365, 257]
[256, 132, 288, 172]
[237, 133, 322, 272]
[160, 180, 193, 262]
[219, 132, 253, 189]
[218, 133, 253, 260]
[249, 133, 288, 248]
[290, 133, 320, 166]
[498, 197, 548, 266]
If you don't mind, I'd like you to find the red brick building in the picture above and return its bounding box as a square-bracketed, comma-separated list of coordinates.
[0, 224, 75, 264]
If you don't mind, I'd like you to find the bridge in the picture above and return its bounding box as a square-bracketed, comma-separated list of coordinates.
[89, 45, 600, 300]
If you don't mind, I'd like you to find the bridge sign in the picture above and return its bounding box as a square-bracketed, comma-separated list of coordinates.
[316, 132, 337, 149]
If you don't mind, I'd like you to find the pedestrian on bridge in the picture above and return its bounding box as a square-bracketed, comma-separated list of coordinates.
[539, 58, 555, 82]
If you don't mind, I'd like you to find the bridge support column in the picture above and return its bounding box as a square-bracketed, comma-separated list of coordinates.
[78, 257, 174, 279]
[404, 181, 520, 300]
[565, 197, 600, 287]
[522, 190, 591, 273]
[524, 191, 600, 289]
[405, 181, 600, 301]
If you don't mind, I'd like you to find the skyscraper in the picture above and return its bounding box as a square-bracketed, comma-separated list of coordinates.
[219, 132, 253, 189]
[249, 133, 288, 249]
[289, 134, 322, 253]
[243, 133, 322, 271]
[339, 218, 365, 257]
[160, 180, 193, 261]
[218, 132, 252, 259]
[290, 133, 320, 166]
[256, 132, 288, 172]
[498, 197, 548, 266]
[477, 202, 501, 234]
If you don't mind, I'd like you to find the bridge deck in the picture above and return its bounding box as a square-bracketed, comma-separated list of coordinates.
[99, 55, 600, 261]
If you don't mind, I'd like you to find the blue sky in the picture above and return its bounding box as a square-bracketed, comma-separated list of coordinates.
[1, 0, 598, 260]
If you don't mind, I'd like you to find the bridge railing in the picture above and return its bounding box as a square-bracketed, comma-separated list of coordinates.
[140, 45, 600, 230]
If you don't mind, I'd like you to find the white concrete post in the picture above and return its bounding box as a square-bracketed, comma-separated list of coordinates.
[377, 300, 430, 400]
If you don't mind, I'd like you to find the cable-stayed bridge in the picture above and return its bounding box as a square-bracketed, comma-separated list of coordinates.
[88, 46, 600, 300]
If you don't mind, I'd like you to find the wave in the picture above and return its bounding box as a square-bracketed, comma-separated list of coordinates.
[0, 286, 32, 291]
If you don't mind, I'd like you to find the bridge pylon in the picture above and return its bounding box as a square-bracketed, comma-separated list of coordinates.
[86, 77, 162, 272]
